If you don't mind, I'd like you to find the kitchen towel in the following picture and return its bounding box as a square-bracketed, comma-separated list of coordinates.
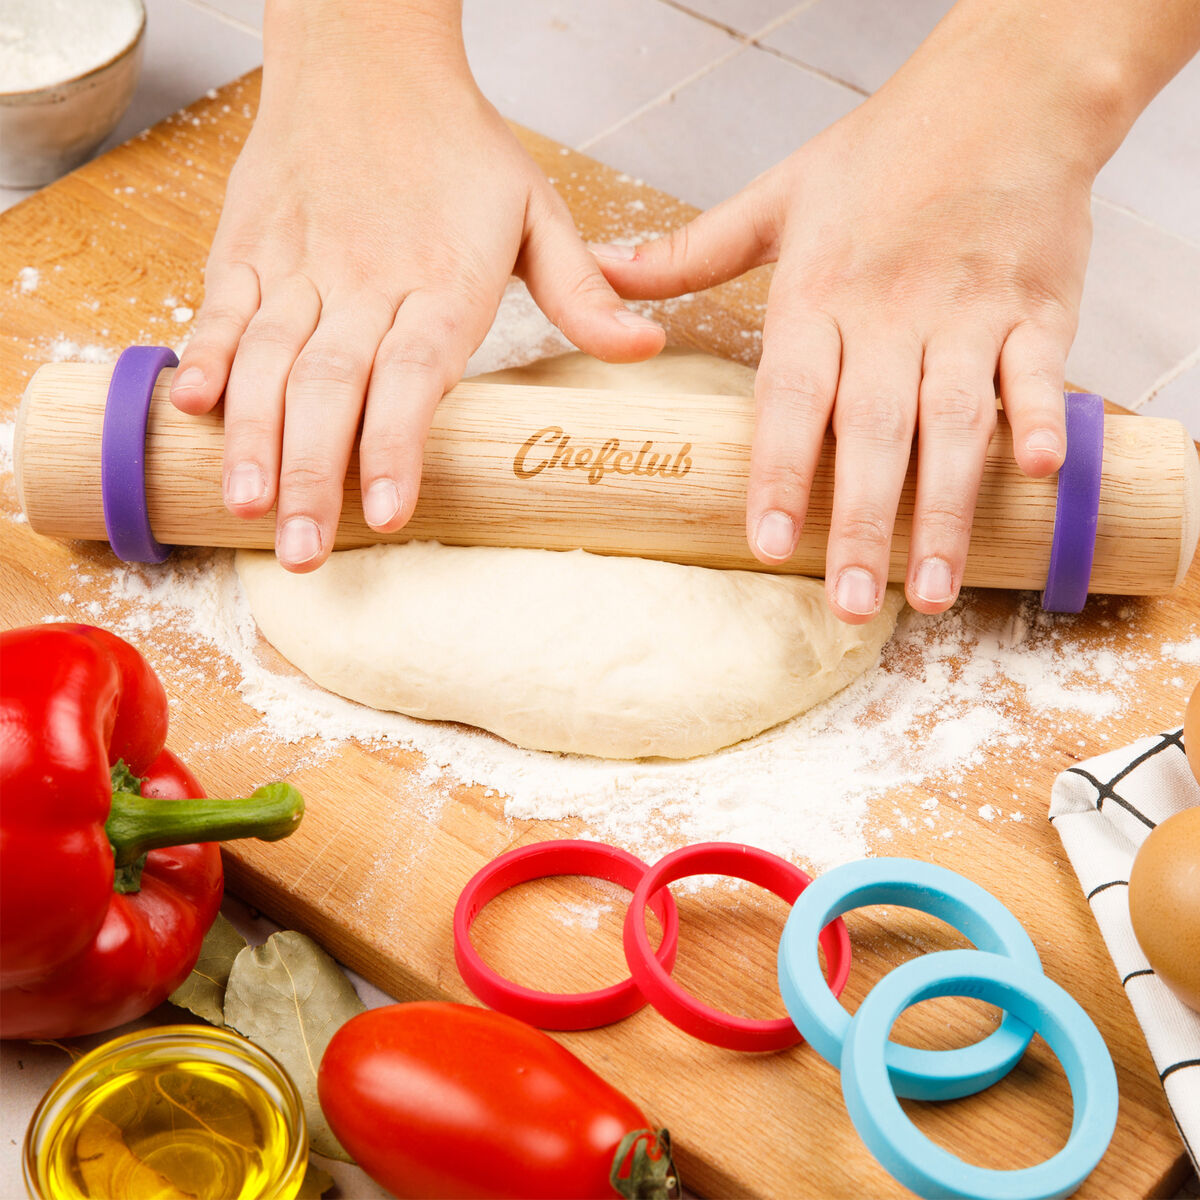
[1050, 728, 1200, 1169]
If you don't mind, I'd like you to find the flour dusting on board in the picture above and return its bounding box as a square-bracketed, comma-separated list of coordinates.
[46, 548, 1171, 874]
[3, 283, 1193, 875]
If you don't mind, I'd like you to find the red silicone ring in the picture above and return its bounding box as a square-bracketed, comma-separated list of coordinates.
[454, 840, 680, 1030]
[623, 842, 852, 1052]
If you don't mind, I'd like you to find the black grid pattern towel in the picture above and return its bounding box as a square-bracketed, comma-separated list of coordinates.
[1050, 729, 1200, 1168]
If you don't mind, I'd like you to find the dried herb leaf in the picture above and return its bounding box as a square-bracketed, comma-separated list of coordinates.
[296, 1163, 335, 1198]
[223, 931, 364, 1162]
[168, 913, 248, 1025]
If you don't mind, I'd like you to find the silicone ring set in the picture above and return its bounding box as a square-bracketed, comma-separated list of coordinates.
[778, 857, 1118, 1200]
[100, 348, 1104, 611]
[456, 845, 1118, 1200]
[454, 839, 851, 1051]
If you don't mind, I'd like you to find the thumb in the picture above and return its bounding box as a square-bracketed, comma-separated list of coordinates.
[518, 187, 666, 363]
[590, 178, 780, 300]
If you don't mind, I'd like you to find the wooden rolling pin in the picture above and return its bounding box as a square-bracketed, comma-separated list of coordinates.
[13, 360, 1200, 595]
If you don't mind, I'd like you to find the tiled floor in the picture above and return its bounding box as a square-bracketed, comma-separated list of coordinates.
[3, 0, 1196, 430]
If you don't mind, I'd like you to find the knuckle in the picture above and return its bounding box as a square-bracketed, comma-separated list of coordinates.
[224, 411, 278, 445]
[243, 315, 302, 352]
[665, 224, 692, 274]
[377, 337, 444, 379]
[195, 303, 251, 335]
[560, 267, 616, 314]
[755, 460, 814, 511]
[836, 511, 893, 553]
[289, 346, 364, 390]
[758, 368, 831, 422]
[922, 385, 997, 436]
[279, 457, 336, 495]
[915, 502, 973, 545]
[835, 400, 912, 446]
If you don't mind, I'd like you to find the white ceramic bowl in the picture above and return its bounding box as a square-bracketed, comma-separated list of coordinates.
[0, 0, 146, 188]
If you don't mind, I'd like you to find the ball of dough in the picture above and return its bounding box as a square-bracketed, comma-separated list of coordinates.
[237, 540, 903, 759]
[236, 350, 905, 759]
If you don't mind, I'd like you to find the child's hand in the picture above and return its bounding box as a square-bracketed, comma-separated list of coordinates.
[593, 7, 1112, 622]
[171, 9, 663, 572]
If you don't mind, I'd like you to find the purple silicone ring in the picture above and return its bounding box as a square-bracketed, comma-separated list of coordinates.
[101, 345, 178, 563]
[1041, 392, 1104, 613]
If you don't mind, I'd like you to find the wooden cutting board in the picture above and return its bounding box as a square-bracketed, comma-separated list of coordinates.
[0, 71, 1194, 1199]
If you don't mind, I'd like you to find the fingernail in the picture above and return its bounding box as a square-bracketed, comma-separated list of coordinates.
[226, 462, 266, 506]
[1025, 429, 1062, 457]
[914, 557, 954, 605]
[277, 517, 322, 565]
[613, 308, 662, 331]
[363, 479, 401, 528]
[172, 366, 206, 392]
[835, 567, 878, 616]
[754, 510, 797, 560]
[590, 243, 637, 261]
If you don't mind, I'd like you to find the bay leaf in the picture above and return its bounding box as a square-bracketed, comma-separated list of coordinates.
[223, 931, 364, 1162]
[168, 913, 248, 1025]
[296, 1163, 335, 1198]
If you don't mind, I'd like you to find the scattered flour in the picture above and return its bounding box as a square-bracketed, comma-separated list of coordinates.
[0, 0, 142, 93]
[171, 306, 194, 324]
[16, 267, 38, 294]
[1163, 637, 1200, 666]
[4, 283, 1194, 878]
[44, 336, 116, 364]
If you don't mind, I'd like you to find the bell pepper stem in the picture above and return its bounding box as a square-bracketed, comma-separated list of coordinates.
[106, 783, 305, 868]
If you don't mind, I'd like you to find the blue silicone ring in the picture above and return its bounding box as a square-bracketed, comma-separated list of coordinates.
[841, 950, 1118, 1200]
[101, 345, 178, 563]
[777, 857, 1041, 1100]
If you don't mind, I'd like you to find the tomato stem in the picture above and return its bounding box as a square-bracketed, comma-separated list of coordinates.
[610, 1128, 678, 1200]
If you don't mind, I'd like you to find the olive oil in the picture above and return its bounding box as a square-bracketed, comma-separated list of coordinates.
[24, 1027, 307, 1200]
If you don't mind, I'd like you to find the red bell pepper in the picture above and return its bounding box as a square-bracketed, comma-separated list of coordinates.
[0, 623, 303, 1039]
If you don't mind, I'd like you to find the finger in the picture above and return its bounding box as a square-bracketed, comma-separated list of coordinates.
[998, 318, 1070, 477]
[221, 275, 322, 519]
[589, 176, 780, 301]
[274, 292, 397, 571]
[906, 331, 1000, 614]
[746, 292, 841, 565]
[171, 261, 260, 414]
[825, 330, 922, 623]
[518, 189, 665, 362]
[359, 287, 494, 534]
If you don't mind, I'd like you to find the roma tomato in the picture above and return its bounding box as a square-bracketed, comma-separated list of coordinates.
[317, 1003, 677, 1200]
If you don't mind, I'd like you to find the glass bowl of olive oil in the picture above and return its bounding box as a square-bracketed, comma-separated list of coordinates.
[23, 1024, 308, 1200]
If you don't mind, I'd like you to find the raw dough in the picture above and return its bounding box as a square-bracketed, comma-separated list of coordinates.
[236, 350, 904, 759]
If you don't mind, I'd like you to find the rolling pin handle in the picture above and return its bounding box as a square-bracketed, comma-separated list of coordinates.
[1041, 392, 1104, 613]
[100, 345, 178, 563]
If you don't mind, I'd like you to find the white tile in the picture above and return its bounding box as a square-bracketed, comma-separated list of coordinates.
[587, 43, 861, 208]
[762, 0, 954, 92]
[187, 0, 264, 33]
[100, 0, 262, 153]
[1139, 362, 1200, 439]
[0, 184, 35, 214]
[463, 0, 735, 148]
[661, 0, 808, 38]
[1093, 55, 1200, 246]
[1067, 202, 1200, 407]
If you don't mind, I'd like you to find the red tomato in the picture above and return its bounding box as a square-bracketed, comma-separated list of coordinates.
[317, 1003, 676, 1200]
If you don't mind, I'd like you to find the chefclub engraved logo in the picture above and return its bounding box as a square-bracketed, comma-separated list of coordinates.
[513, 426, 693, 485]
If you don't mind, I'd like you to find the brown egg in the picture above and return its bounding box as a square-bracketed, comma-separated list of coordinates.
[1129, 807, 1200, 1012]
[1186, 681, 1200, 786]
